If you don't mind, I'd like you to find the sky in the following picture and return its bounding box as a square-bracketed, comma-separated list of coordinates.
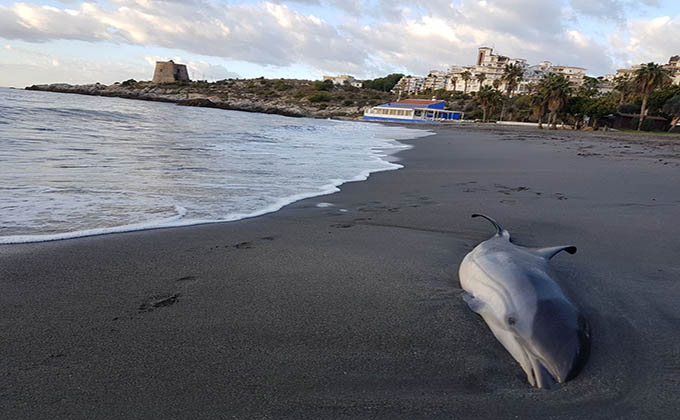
[0, 0, 679, 87]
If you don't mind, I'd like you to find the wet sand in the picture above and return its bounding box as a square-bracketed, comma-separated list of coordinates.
[2, 125, 680, 419]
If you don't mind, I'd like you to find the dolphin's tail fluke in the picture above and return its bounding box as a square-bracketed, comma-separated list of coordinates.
[472, 214, 510, 239]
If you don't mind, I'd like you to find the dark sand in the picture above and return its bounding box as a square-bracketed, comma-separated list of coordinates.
[2, 125, 680, 419]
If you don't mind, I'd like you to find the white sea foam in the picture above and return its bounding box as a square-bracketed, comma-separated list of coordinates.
[1, 206, 189, 244]
[0, 88, 433, 244]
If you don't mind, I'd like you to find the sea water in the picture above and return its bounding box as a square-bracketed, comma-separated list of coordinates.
[0, 88, 431, 244]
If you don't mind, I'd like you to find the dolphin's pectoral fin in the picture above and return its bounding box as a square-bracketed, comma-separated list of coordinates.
[533, 245, 577, 260]
[462, 292, 490, 315]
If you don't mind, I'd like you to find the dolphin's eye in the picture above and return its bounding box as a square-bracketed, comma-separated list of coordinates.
[508, 317, 517, 326]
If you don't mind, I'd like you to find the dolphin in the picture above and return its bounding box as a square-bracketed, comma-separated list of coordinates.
[459, 214, 590, 389]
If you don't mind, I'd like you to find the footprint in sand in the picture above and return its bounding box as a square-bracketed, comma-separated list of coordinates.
[331, 223, 354, 229]
[210, 236, 276, 251]
[234, 241, 254, 249]
[139, 293, 181, 313]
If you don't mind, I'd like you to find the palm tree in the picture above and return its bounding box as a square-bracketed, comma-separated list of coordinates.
[476, 73, 487, 90]
[633, 62, 672, 130]
[528, 82, 548, 128]
[477, 86, 501, 122]
[579, 76, 599, 98]
[536, 74, 571, 129]
[613, 75, 634, 105]
[461, 71, 472, 94]
[448, 77, 458, 92]
[500, 63, 524, 120]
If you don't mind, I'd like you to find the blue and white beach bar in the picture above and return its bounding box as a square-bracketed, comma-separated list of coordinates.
[363, 99, 463, 123]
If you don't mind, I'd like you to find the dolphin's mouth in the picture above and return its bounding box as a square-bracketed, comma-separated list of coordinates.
[527, 353, 557, 389]
[515, 337, 562, 389]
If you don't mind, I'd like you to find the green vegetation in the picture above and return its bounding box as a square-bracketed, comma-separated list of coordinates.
[500, 63, 524, 121]
[35, 65, 680, 129]
[308, 92, 333, 102]
[662, 95, 680, 132]
[362, 73, 404, 92]
[477, 86, 502, 122]
[633, 63, 672, 130]
[461, 71, 472, 94]
[312, 79, 334, 91]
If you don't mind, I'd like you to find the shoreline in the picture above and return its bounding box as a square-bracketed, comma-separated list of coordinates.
[2, 124, 680, 418]
[22, 82, 371, 120]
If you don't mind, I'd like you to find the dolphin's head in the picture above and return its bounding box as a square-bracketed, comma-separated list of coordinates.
[517, 298, 591, 388]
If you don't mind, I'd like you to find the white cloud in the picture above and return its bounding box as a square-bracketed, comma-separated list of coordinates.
[0, 0, 674, 82]
[0, 43, 148, 86]
[611, 14, 680, 67]
[568, 0, 661, 22]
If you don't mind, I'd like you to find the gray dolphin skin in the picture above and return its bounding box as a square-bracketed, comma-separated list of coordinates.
[459, 214, 590, 389]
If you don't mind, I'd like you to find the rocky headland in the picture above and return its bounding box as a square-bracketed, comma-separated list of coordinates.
[26, 78, 397, 119]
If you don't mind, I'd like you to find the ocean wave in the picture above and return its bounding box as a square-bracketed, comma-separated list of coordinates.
[0, 206, 188, 244]
[0, 88, 433, 245]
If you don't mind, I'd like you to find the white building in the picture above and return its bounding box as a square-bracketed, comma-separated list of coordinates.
[664, 56, 680, 85]
[393, 75, 425, 95]
[445, 47, 528, 94]
[421, 70, 448, 91]
[322, 74, 362, 88]
[392, 46, 591, 96]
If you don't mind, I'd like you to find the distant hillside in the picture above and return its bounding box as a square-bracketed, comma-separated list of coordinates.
[26, 78, 398, 119]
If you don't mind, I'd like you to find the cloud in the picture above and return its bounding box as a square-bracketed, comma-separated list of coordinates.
[0, 1, 366, 72]
[569, 0, 625, 21]
[610, 14, 680, 66]
[0, 0, 671, 81]
[0, 44, 151, 86]
[567, 0, 662, 22]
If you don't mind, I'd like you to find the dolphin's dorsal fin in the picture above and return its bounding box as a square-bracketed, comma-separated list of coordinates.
[472, 214, 510, 240]
[533, 245, 577, 260]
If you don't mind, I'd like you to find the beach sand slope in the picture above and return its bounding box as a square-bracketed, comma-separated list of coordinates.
[1, 125, 679, 419]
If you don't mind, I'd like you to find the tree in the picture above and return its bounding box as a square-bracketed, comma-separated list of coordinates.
[477, 86, 502, 122]
[536, 74, 571, 129]
[312, 79, 334, 91]
[500, 63, 524, 120]
[476, 73, 487, 89]
[613, 75, 635, 105]
[633, 63, 672, 131]
[448, 76, 458, 92]
[647, 85, 680, 116]
[662, 95, 680, 132]
[461, 71, 472, 94]
[362, 73, 404, 92]
[529, 83, 549, 128]
[583, 98, 616, 129]
[565, 95, 589, 129]
[578, 76, 599, 98]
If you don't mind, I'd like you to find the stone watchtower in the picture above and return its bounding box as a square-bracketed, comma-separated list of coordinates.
[152, 60, 190, 84]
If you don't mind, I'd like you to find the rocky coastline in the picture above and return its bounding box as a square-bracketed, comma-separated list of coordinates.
[25, 79, 392, 119]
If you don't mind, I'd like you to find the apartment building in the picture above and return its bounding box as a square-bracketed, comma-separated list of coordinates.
[392, 47, 589, 96]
